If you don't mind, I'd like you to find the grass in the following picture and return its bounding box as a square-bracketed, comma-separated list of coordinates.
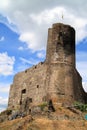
[38, 102, 48, 111]
[74, 102, 87, 112]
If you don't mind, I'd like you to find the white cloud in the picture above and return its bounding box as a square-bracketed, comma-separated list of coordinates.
[0, 36, 5, 42]
[0, 52, 15, 76]
[19, 32, 43, 51]
[2, 0, 10, 8]
[76, 51, 87, 61]
[12, 7, 87, 51]
[20, 57, 39, 65]
[0, 97, 8, 112]
[16, 57, 40, 72]
[0, 0, 87, 51]
[76, 51, 87, 82]
[0, 97, 8, 105]
[18, 46, 24, 51]
[0, 83, 11, 112]
[76, 61, 87, 82]
[0, 83, 10, 93]
[37, 52, 45, 59]
[83, 82, 87, 92]
[29, 7, 87, 43]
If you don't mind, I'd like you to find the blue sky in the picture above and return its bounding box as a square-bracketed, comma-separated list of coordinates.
[0, 0, 87, 112]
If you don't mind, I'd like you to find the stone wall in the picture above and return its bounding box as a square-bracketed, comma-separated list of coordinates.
[8, 62, 47, 108]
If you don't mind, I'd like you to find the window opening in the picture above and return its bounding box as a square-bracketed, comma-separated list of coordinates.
[29, 98, 32, 103]
[22, 89, 26, 94]
[37, 85, 39, 88]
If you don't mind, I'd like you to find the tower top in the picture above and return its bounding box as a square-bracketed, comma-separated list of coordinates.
[52, 23, 74, 30]
[46, 23, 75, 66]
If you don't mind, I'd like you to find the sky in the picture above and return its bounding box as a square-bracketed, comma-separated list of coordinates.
[0, 0, 87, 112]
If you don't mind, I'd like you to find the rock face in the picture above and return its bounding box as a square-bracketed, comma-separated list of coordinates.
[8, 23, 87, 110]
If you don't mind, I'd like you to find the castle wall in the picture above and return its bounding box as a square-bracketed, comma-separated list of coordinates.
[8, 23, 87, 110]
[73, 69, 86, 103]
[8, 62, 47, 108]
[45, 63, 86, 104]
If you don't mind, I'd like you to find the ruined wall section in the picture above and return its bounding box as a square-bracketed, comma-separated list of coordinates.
[73, 69, 87, 103]
[8, 62, 47, 108]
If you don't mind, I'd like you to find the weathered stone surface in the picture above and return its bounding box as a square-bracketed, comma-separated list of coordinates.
[8, 23, 87, 111]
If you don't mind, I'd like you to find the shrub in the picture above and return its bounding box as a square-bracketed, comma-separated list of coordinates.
[38, 102, 48, 111]
[74, 102, 87, 112]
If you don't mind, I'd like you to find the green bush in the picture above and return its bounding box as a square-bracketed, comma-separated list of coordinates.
[38, 102, 48, 111]
[74, 102, 87, 112]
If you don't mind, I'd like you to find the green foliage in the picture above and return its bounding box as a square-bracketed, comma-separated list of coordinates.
[38, 102, 48, 111]
[74, 102, 87, 112]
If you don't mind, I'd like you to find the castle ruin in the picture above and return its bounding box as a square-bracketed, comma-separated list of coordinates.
[8, 23, 87, 110]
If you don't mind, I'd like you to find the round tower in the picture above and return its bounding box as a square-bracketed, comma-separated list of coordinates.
[45, 23, 77, 104]
[46, 23, 75, 67]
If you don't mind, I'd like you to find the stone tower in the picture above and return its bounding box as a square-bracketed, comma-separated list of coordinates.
[45, 23, 86, 104]
[8, 23, 87, 109]
[46, 23, 75, 65]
